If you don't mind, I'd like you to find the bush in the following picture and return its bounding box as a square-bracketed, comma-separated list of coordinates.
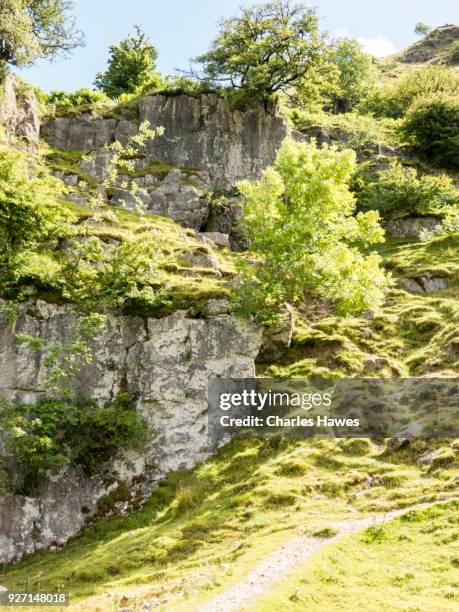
[450, 41, 459, 64]
[236, 139, 387, 321]
[356, 161, 458, 219]
[400, 95, 459, 168]
[0, 393, 148, 494]
[364, 66, 459, 118]
[46, 88, 111, 114]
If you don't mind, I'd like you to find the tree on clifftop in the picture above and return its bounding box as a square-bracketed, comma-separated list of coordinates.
[191, 0, 325, 107]
[0, 0, 84, 68]
[94, 26, 159, 98]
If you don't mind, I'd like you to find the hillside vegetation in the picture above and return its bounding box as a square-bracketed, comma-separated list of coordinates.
[0, 4, 458, 611]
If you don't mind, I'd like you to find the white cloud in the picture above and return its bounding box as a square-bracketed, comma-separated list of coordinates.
[357, 36, 397, 58]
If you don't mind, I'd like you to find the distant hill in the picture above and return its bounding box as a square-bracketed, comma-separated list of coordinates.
[395, 24, 459, 65]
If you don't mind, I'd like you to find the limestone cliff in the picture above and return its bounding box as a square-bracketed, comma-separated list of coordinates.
[42, 93, 291, 187]
[0, 300, 261, 564]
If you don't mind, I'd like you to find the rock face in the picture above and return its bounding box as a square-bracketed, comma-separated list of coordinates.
[41, 93, 291, 187]
[41, 93, 290, 233]
[0, 74, 40, 146]
[0, 300, 262, 564]
[384, 217, 441, 239]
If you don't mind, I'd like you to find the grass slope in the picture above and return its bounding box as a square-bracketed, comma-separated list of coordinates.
[259, 234, 459, 378]
[255, 501, 459, 612]
[1, 438, 457, 610]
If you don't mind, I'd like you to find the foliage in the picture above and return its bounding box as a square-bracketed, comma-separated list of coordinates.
[0, 145, 74, 296]
[0, 146, 71, 251]
[355, 161, 458, 219]
[0, 0, 84, 68]
[327, 38, 377, 112]
[94, 25, 159, 98]
[290, 108, 397, 151]
[399, 95, 459, 168]
[451, 41, 459, 64]
[236, 139, 387, 322]
[414, 22, 431, 36]
[191, 0, 325, 107]
[46, 87, 112, 115]
[60, 235, 166, 310]
[0, 393, 148, 493]
[364, 66, 459, 118]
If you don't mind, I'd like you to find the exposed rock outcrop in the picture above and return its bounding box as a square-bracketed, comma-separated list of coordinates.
[0, 74, 40, 146]
[41, 93, 291, 187]
[384, 216, 441, 239]
[0, 300, 262, 564]
[41, 93, 291, 236]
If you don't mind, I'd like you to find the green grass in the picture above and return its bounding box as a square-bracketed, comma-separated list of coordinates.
[254, 501, 459, 612]
[259, 233, 459, 378]
[1, 438, 457, 610]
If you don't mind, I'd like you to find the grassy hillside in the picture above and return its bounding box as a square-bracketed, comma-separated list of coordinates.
[255, 500, 459, 612]
[1, 437, 457, 610]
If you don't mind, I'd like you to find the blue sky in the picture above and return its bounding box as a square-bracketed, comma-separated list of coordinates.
[18, 0, 459, 92]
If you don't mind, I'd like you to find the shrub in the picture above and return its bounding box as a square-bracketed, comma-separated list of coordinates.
[356, 161, 458, 218]
[400, 95, 459, 168]
[236, 139, 387, 322]
[0, 393, 148, 494]
[0, 147, 71, 251]
[46, 88, 111, 114]
[451, 41, 459, 64]
[364, 66, 459, 118]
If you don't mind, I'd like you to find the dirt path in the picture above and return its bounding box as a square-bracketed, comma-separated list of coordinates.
[198, 498, 457, 612]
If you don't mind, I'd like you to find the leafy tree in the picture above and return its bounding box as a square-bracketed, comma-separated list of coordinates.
[191, 0, 325, 107]
[0, 0, 84, 68]
[94, 25, 159, 98]
[414, 22, 431, 36]
[328, 38, 376, 112]
[400, 95, 459, 168]
[236, 139, 387, 322]
[356, 161, 458, 218]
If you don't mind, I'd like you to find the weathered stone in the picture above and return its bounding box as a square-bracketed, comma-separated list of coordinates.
[199, 232, 231, 248]
[420, 276, 448, 292]
[363, 354, 390, 371]
[384, 217, 441, 239]
[402, 276, 448, 293]
[179, 249, 219, 270]
[0, 74, 40, 146]
[417, 449, 441, 465]
[41, 93, 291, 187]
[0, 300, 262, 564]
[402, 278, 425, 294]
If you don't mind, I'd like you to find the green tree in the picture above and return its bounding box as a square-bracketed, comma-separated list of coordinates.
[414, 22, 431, 36]
[236, 139, 387, 322]
[328, 38, 376, 112]
[400, 95, 459, 168]
[0, 0, 84, 68]
[94, 25, 158, 98]
[191, 0, 325, 107]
